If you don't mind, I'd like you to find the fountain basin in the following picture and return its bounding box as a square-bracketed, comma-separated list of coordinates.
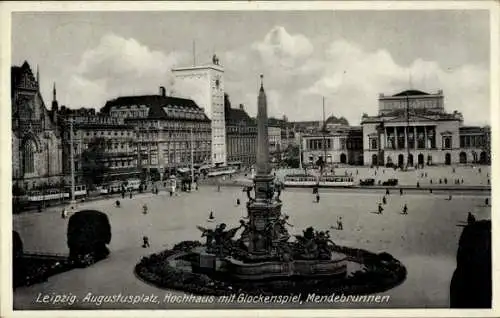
[224, 256, 347, 280]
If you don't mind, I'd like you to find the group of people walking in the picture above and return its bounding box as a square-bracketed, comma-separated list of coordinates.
[376, 188, 408, 215]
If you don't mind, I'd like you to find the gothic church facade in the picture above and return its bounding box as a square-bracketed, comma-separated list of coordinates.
[11, 61, 63, 191]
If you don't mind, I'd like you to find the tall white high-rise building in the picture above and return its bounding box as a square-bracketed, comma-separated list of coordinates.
[172, 54, 227, 166]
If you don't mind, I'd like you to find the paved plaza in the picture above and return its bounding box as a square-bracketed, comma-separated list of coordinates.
[13, 182, 490, 309]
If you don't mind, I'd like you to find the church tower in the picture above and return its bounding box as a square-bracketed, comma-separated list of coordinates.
[172, 54, 227, 166]
[51, 82, 59, 123]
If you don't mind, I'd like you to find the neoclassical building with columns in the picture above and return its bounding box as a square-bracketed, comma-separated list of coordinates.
[361, 89, 489, 167]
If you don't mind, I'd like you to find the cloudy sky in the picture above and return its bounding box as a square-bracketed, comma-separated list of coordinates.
[12, 10, 490, 125]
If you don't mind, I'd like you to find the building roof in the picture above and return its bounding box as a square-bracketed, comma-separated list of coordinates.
[11, 61, 38, 97]
[225, 107, 255, 125]
[362, 108, 465, 124]
[392, 89, 431, 97]
[101, 95, 210, 122]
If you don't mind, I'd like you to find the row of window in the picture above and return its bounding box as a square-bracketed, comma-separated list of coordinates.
[460, 135, 485, 148]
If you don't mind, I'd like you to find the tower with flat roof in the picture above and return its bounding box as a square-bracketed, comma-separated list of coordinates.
[172, 54, 227, 166]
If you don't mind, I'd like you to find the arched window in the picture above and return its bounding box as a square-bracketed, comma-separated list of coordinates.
[23, 139, 36, 174]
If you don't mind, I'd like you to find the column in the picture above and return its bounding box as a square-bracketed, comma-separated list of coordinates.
[384, 127, 388, 149]
[424, 126, 428, 149]
[404, 126, 408, 149]
[413, 126, 417, 149]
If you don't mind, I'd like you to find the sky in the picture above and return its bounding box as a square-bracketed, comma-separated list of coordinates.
[11, 10, 491, 126]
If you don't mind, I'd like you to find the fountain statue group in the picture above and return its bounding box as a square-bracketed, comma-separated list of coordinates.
[196, 185, 335, 262]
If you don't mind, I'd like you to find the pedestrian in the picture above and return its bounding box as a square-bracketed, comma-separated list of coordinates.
[385, 188, 390, 196]
[479, 168, 482, 173]
[430, 189, 433, 194]
[400, 188, 403, 196]
[444, 178, 448, 185]
[61, 208, 67, 219]
[170, 188, 173, 196]
[116, 200, 121, 208]
[316, 193, 320, 203]
[485, 198, 489, 206]
[430, 179, 433, 184]
[417, 181, 420, 188]
[439, 179, 442, 184]
[448, 194, 452, 201]
[236, 198, 240, 206]
[142, 236, 150, 248]
[425, 172, 428, 177]
[452, 168, 455, 173]
[337, 216, 343, 230]
[122, 191, 125, 199]
[487, 179, 490, 185]
[378, 203, 384, 214]
[356, 169, 359, 175]
[217, 185, 221, 192]
[402, 204, 408, 215]
[129, 191, 133, 199]
[382, 196, 387, 205]
[143, 204, 148, 214]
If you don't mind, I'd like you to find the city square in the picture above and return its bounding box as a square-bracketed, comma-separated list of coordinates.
[13, 166, 491, 309]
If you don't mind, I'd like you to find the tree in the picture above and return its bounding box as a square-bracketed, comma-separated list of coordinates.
[67, 210, 111, 266]
[81, 137, 110, 187]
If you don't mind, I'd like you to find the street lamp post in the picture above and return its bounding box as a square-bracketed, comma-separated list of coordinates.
[405, 93, 411, 170]
[69, 118, 76, 204]
[190, 127, 194, 187]
[298, 132, 303, 170]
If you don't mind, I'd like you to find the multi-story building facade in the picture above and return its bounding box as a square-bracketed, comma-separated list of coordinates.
[225, 102, 257, 167]
[302, 125, 363, 166]
[458, 126, 490, 164]
[59, 112, 138, 185]
[172, 55, 226, 166]
[101, 87, 211, 179]
[11, 61, 64, 192]
[361, 89, 466, 167]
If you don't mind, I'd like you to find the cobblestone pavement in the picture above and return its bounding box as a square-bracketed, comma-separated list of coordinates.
[13, 185, 491, 309]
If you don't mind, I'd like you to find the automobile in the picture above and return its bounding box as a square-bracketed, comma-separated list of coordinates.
[382, 178, 399, 186]
[359, 178, 375, 186]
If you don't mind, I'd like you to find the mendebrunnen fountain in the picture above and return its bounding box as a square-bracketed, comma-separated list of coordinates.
[135, 75, 406, 300]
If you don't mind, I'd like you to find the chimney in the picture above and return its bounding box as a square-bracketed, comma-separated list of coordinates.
[159, 86, 166, 97]
[239, 104, 244, 111]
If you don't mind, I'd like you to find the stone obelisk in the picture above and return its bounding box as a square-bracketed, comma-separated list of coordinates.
[247, 75, 283, 257]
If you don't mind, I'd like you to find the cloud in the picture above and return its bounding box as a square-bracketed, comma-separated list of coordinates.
[67, 33, 187, 108]
[225, 30, 489, 126]
[60, 27, 489, 127]
[252, 26, 314, 69]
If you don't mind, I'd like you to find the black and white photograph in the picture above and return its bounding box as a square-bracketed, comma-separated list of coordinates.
[2, 1, 498, 316]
